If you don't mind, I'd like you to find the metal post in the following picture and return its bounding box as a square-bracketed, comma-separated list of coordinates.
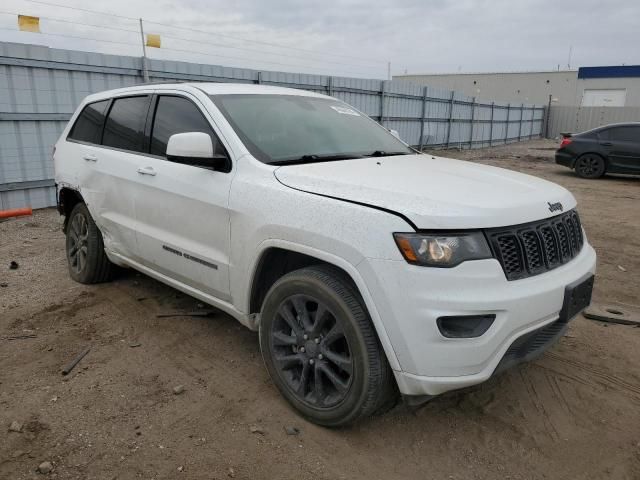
[418, 86, 427, 151]
[380, 81, 386, 128]
[138, 18, 150, 83]
[529, 107, 534, 139]
[387, 61, 391, 81]
[505, 103, 511, 144]
[256, 71, 262, 84]
[445, 91, 455, 149]
[489, 102, 494, 147]
[518, 103, 524, 141]
[544, 94, 552, 138]
[327, 76, 333, 97]
[468, 97, 476, 150]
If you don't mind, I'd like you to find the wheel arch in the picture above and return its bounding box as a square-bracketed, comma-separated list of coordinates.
[247, 241, 401, 371]
[57, 187, 86, 233]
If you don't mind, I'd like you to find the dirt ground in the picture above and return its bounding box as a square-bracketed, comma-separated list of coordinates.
[1, 138, 639, 480]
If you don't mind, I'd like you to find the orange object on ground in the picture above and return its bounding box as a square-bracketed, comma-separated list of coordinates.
[0, 207, 33, 219]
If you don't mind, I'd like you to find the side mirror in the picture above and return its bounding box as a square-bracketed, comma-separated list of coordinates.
[166, 132, 229, 171]
[388, 129, 401, 140]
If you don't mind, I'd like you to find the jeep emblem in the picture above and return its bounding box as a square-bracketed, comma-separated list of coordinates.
[548, 202, 563, 213]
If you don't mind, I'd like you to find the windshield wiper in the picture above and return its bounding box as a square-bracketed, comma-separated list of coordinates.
[269, 153, 363, 166]
[362, 150, 412, 158]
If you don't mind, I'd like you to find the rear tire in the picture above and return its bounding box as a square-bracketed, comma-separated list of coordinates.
[575, 154, 606, 179]
[259, 265, 396, 427]
[65, 203, 114, 284]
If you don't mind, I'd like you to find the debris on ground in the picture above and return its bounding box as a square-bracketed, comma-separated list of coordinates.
[249, 425, 264, 435]
[173, 385, 185, 395]
[583, 305, 640, 326]
[3, 333, 37, 341]
[618, 265, 627, 272]
[9, 261, 19, 270]
[156, 311, 216, 318]
[8, 421, 23, 432]
[61, 346, 91, 375]
[227, 467, 235, 478]
[0, 282, 7, 287]
[129, 342, 142, 348]
[37, 461, 53, 474]
[284, 426, 300, 436]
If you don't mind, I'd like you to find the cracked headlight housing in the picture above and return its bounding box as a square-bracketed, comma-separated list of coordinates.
[393, 232, 493, 267]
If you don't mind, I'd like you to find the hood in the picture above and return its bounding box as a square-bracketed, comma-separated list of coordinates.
[274, 154, 576, 229]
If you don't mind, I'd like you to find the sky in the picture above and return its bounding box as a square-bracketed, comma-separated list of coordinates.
[0, 0, 638, 79]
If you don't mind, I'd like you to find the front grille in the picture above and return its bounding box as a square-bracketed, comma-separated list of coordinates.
[486, 210, 584, 281]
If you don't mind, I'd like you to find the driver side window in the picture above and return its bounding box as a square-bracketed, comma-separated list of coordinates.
[150, 95, 227, 158]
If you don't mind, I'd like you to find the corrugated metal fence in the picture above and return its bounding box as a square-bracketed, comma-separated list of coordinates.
[546, 106, 640, 138]
[0, 41, 545, 209]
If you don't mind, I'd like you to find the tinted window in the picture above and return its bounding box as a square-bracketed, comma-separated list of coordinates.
[102, 96, 149, 153]
[68, 100, 109, 144]
[606, 126, 640, 142]
[150, 96, 225, 157]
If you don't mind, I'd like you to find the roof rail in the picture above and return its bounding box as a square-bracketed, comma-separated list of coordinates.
[133, 80, 191, 86]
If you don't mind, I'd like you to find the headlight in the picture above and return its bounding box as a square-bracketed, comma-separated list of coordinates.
[393, 232, 492, 267]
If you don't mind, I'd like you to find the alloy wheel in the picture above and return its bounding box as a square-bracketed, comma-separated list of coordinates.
[68, 212, 89, 274]
[270, 294, 354, 408]
[577, 155, 604, 178]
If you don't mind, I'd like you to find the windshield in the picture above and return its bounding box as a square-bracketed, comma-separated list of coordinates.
[209, 94, 413, 164]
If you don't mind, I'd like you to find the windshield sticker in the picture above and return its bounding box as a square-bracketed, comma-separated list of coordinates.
[330, 105, 360, 116]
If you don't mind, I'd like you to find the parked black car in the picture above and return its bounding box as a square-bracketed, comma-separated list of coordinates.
[555, 122, 640, 178]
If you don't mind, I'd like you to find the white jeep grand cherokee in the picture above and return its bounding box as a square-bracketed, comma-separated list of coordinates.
[54, 83, 596, 426]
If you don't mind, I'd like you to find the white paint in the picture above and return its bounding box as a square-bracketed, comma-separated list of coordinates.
[54, 82, 597, 399]
[166, 132, 213, 158]
[581, 89, 627, 107]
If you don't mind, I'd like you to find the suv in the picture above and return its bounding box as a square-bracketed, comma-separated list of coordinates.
[54, 83, 596, 426]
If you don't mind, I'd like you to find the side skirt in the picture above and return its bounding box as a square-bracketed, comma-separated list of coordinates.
[106, 250, 256, 330]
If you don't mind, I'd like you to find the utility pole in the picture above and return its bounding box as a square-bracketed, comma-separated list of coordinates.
[387, 61, 391, 81]
[139, 18, 150, 83]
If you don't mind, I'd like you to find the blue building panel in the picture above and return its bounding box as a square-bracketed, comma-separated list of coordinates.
[578, 65, 640, 79]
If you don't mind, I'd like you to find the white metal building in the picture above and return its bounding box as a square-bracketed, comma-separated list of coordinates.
[394, 66, 640, 107]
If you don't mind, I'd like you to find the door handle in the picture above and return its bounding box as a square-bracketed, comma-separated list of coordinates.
[83, 154, 98, 162]
[137, 166, 157, 176]
[599, 142, 613, 146]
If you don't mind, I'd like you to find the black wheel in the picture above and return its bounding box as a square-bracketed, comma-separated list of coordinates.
[575, 154, 606, 179]
[259, 265, 396, 427]
[65, 203, 114, 284]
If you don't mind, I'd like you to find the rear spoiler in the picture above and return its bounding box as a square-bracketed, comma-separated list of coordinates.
[560, 132, 573, 138]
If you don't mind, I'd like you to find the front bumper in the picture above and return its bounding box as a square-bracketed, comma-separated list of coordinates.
[359, 242, 597, 396]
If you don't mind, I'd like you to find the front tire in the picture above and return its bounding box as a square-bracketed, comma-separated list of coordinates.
[259, 265, 396, 427]
[575, 154, 606, 179]
[65, 203, 114, 284]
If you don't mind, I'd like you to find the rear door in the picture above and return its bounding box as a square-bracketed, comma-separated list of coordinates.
[73, 94, 152, 260]
[133, 92, 234, 301]
[599, 126, 640, 173]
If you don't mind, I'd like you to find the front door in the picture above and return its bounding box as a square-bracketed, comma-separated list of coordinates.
[600, 126, 640, 173]
[133, 93, 234, 301]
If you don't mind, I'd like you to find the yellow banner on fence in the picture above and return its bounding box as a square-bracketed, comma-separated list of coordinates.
[18, 15, 40, 33]
[146, 34, 161, 48]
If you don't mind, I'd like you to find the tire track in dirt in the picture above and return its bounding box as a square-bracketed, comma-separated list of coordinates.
[540, 352, 640, 401]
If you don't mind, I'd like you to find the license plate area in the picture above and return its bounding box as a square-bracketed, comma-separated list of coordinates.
[560, 274, 594, 322]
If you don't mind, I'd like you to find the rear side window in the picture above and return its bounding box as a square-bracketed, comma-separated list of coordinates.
[150, 95, 226, 157]
[68, 100, 109, 144]
[604, 126, 640, 142]
[102, 96, 150, 153]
